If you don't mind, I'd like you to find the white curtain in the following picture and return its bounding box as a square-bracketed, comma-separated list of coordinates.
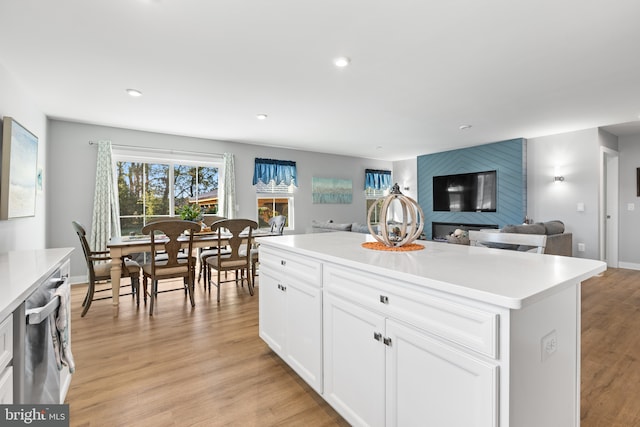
[90, 141, 120, 252]
[219, 153, 236, 219]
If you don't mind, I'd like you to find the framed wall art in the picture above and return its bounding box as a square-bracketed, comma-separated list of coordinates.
[1, 117, 39, 219]
[312, 177, 352, 204]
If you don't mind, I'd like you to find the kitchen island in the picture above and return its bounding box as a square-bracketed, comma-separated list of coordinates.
[257, 232, 606, 427]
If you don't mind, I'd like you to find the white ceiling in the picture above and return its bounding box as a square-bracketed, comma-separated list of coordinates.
[1, 0, 639, 161]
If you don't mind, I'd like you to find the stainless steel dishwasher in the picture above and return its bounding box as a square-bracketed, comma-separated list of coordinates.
[13, 259, 72, 404]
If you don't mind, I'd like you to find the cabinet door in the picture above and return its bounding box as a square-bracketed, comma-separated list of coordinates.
[324, 294, 386, 427]
[284, 280, 323, 393]
[386, 320, 498, 427]
[258, 269, 285, 355]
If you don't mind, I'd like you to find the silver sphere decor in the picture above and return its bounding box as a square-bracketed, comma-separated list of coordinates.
[367, 183, 424, 247]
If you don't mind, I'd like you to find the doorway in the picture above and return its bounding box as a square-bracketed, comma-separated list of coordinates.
[600, 147, 619, 267]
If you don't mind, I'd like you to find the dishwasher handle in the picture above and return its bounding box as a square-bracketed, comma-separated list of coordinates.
[25, 296, 61, 325]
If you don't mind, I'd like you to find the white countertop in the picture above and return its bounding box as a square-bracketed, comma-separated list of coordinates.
[0, 247, 74, 320]
[257, 232, 607, 309]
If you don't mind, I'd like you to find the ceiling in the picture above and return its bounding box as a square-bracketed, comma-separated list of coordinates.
[1, 0, 639, 161]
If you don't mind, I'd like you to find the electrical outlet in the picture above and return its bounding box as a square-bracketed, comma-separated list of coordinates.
[578, 243, 586, 252]
[541, 330, 558, 362]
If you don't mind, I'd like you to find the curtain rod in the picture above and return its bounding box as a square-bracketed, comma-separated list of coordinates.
[88, 141, 223, 158]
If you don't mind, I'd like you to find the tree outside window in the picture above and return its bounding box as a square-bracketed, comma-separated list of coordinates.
[117, 161, 219, 235]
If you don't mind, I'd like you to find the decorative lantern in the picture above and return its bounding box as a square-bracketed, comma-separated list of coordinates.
[367, 183, 424, 247]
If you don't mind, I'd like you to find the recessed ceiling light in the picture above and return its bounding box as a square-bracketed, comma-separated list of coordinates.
[256, 114, 268, 120]
[126, 88, 142, 97]
[459, 124, 472, 130]
[334, 57, 351, 68]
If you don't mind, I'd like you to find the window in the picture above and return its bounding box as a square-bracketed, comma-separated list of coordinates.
[365, 169, 392, 224]
[113, 147, 221, 235]
[253, 158, 296, 229]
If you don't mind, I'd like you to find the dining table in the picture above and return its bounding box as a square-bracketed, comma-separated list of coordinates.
[107, 230, 276, 306]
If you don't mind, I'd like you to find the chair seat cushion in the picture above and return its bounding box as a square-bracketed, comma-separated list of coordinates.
[206, 255, 248, 269]
[142, 258, 194, 278]
[94, 258, 140, 279]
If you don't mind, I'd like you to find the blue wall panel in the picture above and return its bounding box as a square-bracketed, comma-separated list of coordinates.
[417, 138, 526, 239]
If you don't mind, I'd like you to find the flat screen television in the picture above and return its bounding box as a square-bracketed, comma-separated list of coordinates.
[433, 170, 497, 212]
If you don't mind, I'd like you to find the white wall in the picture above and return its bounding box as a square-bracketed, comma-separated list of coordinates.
[527, 128, 600, 259]
[618, 133, 640, 268]
[47, 120, 392, 280]
[392, 158, 417, 200]
[0, 63, 48, 251]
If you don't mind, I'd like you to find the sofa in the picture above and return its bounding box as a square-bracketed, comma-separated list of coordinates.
[310, 219, 374, 234]
[499, 220, 573, 256]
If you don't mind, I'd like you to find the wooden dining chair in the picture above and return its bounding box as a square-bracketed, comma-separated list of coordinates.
[141, 219, 201, 315]
[468, 230, 547, 254]
[205, 218, 258, 302]
[198, 215, 228, 284]
[72, 221, 141, 317]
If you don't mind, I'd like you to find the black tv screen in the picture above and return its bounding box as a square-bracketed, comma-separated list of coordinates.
[433, 171, 497, 212]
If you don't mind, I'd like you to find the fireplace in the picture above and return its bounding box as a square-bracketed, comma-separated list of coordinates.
[431, 222, 498, 242]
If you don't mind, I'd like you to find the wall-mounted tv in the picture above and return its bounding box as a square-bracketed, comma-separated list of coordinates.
[433, 170, 497, 212]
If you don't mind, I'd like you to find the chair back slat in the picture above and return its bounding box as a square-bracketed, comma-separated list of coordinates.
[212, 219, 258, 264]
[142, 219, 201, 271]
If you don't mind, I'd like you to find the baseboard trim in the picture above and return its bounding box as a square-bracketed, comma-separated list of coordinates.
[617, 262, 640, 271]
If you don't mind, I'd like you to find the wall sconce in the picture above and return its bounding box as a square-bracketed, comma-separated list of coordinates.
[554, 176, 565, 183]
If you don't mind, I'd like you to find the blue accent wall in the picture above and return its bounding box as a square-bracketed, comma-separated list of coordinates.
[417, 138, 527, 239]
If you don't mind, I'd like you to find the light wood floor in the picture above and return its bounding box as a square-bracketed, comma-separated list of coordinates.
[65, 268, 640, 426]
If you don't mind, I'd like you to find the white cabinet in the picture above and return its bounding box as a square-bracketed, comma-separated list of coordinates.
[324, 292, 498, 427]
[257, 233, 601, 427]
[324, 293, 386, 426]
[0, 314, 13, 404]
[258, 246, 323, 393]
[386, 320, 497, 427]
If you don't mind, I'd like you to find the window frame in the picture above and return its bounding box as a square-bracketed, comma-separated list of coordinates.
[255, 180, 295, 231]
[112, 146, 222, 230]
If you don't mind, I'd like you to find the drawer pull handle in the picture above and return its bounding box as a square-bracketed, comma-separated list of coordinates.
[281, 260, 286, 266]
[383, 337, 392, 347]
[373, 332, 383, 341]
[379, 295, 389, 304]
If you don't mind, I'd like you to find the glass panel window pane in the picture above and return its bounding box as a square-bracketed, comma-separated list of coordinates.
[146, 163, 170, 217]
[174, 164, 197, 212]
[197, 166, 219, 214]
[257, 197, 291, 228]
[366, 198, 384, 224]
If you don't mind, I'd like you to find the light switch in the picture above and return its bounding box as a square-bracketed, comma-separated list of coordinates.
[628, 203, 635, 211]
[577, 202, 585, 212]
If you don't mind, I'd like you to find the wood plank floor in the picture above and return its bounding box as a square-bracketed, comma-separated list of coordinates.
[65, 268, 640, 426]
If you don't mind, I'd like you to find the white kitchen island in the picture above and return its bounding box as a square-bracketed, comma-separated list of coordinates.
[257, 232, 606, 427]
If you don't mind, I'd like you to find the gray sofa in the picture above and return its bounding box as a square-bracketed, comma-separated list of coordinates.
[310, 219, 373, 234]
[501, 220, 573, 256]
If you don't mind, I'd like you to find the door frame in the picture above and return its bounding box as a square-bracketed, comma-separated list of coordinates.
[599, 146, 619, 267]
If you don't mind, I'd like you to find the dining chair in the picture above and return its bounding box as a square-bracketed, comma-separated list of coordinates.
[205, 218, 258, 302]
[198, 215, 228, 283]
[268, 215, 287, 234]
[468, 230, 547, 254]
[247, 215, 287, 285]
[141, 219, 201, 315]
[72, 221, 141, 317]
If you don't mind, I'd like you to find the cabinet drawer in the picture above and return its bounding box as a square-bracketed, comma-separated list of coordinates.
[0, 315, 12, 370]
[259, 247, 322, 287]
[0, 366, 12, 404]
[324, 265, 499, 358]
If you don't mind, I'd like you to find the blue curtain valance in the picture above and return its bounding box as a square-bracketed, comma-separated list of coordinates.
[365, 169, 392, 190]
[253, 158, 298, 187]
